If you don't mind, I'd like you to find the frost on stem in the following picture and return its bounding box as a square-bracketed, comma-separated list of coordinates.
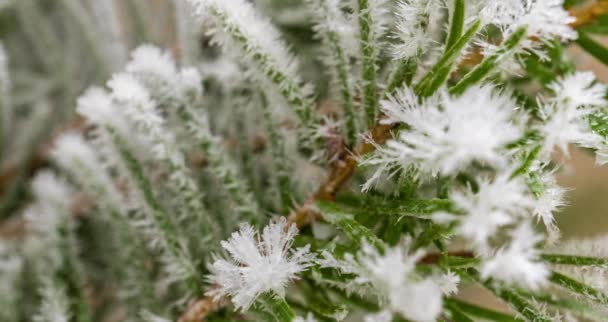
[187, 0, 316, 130]
[51, 132, 124, 213]
[550, 234, 608, 294]
[23, 171, 89, 322]
[0, 243, 22, 321]
[77, 75, 200, 292]
[207, 217, 314, 311]
[356, 0, 387, 125]
[307, 0, 358, 146]
[22, 172, 68, 254]
[108, 72, 213, 228]
[24, 171, 75, 269]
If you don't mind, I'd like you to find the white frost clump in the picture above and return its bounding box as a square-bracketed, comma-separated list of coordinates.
[392, 0, 441, 59]
[329, 242, 445, 322]
[481, 222, 549, 290]
[480, 0, 576, 58]
[33, 281, 71, 322]
[207, 218, 314, 310]
[76, 87, 123, 129]
[126, 45, 178, 85]
[435, 174, 535, 251]
[368, 85, 524, 178]
[433, 271, 461, 295]
[294, 313, 318, 322]
[540, 72, 608, 156]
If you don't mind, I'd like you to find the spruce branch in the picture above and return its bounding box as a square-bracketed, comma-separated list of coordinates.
[8, 1, 608, 321]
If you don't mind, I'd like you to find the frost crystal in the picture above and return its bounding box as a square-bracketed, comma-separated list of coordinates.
[532, 171, 567, 242]
[433, 271, 461, 295]
[207, 218, 314, 310]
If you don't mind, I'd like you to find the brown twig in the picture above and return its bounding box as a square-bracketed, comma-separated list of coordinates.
[287, 122, 397, 229]
[419, 251, 476, 265]
[178, 296, 224, 322]
[569, 0, 608, 29]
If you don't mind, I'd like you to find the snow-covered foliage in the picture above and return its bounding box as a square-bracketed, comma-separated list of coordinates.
[3, 0, 608, 322]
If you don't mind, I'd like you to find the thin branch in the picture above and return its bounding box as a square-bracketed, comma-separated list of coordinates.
[288, 122, 397, 228]
[178, 296, 223, 322]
